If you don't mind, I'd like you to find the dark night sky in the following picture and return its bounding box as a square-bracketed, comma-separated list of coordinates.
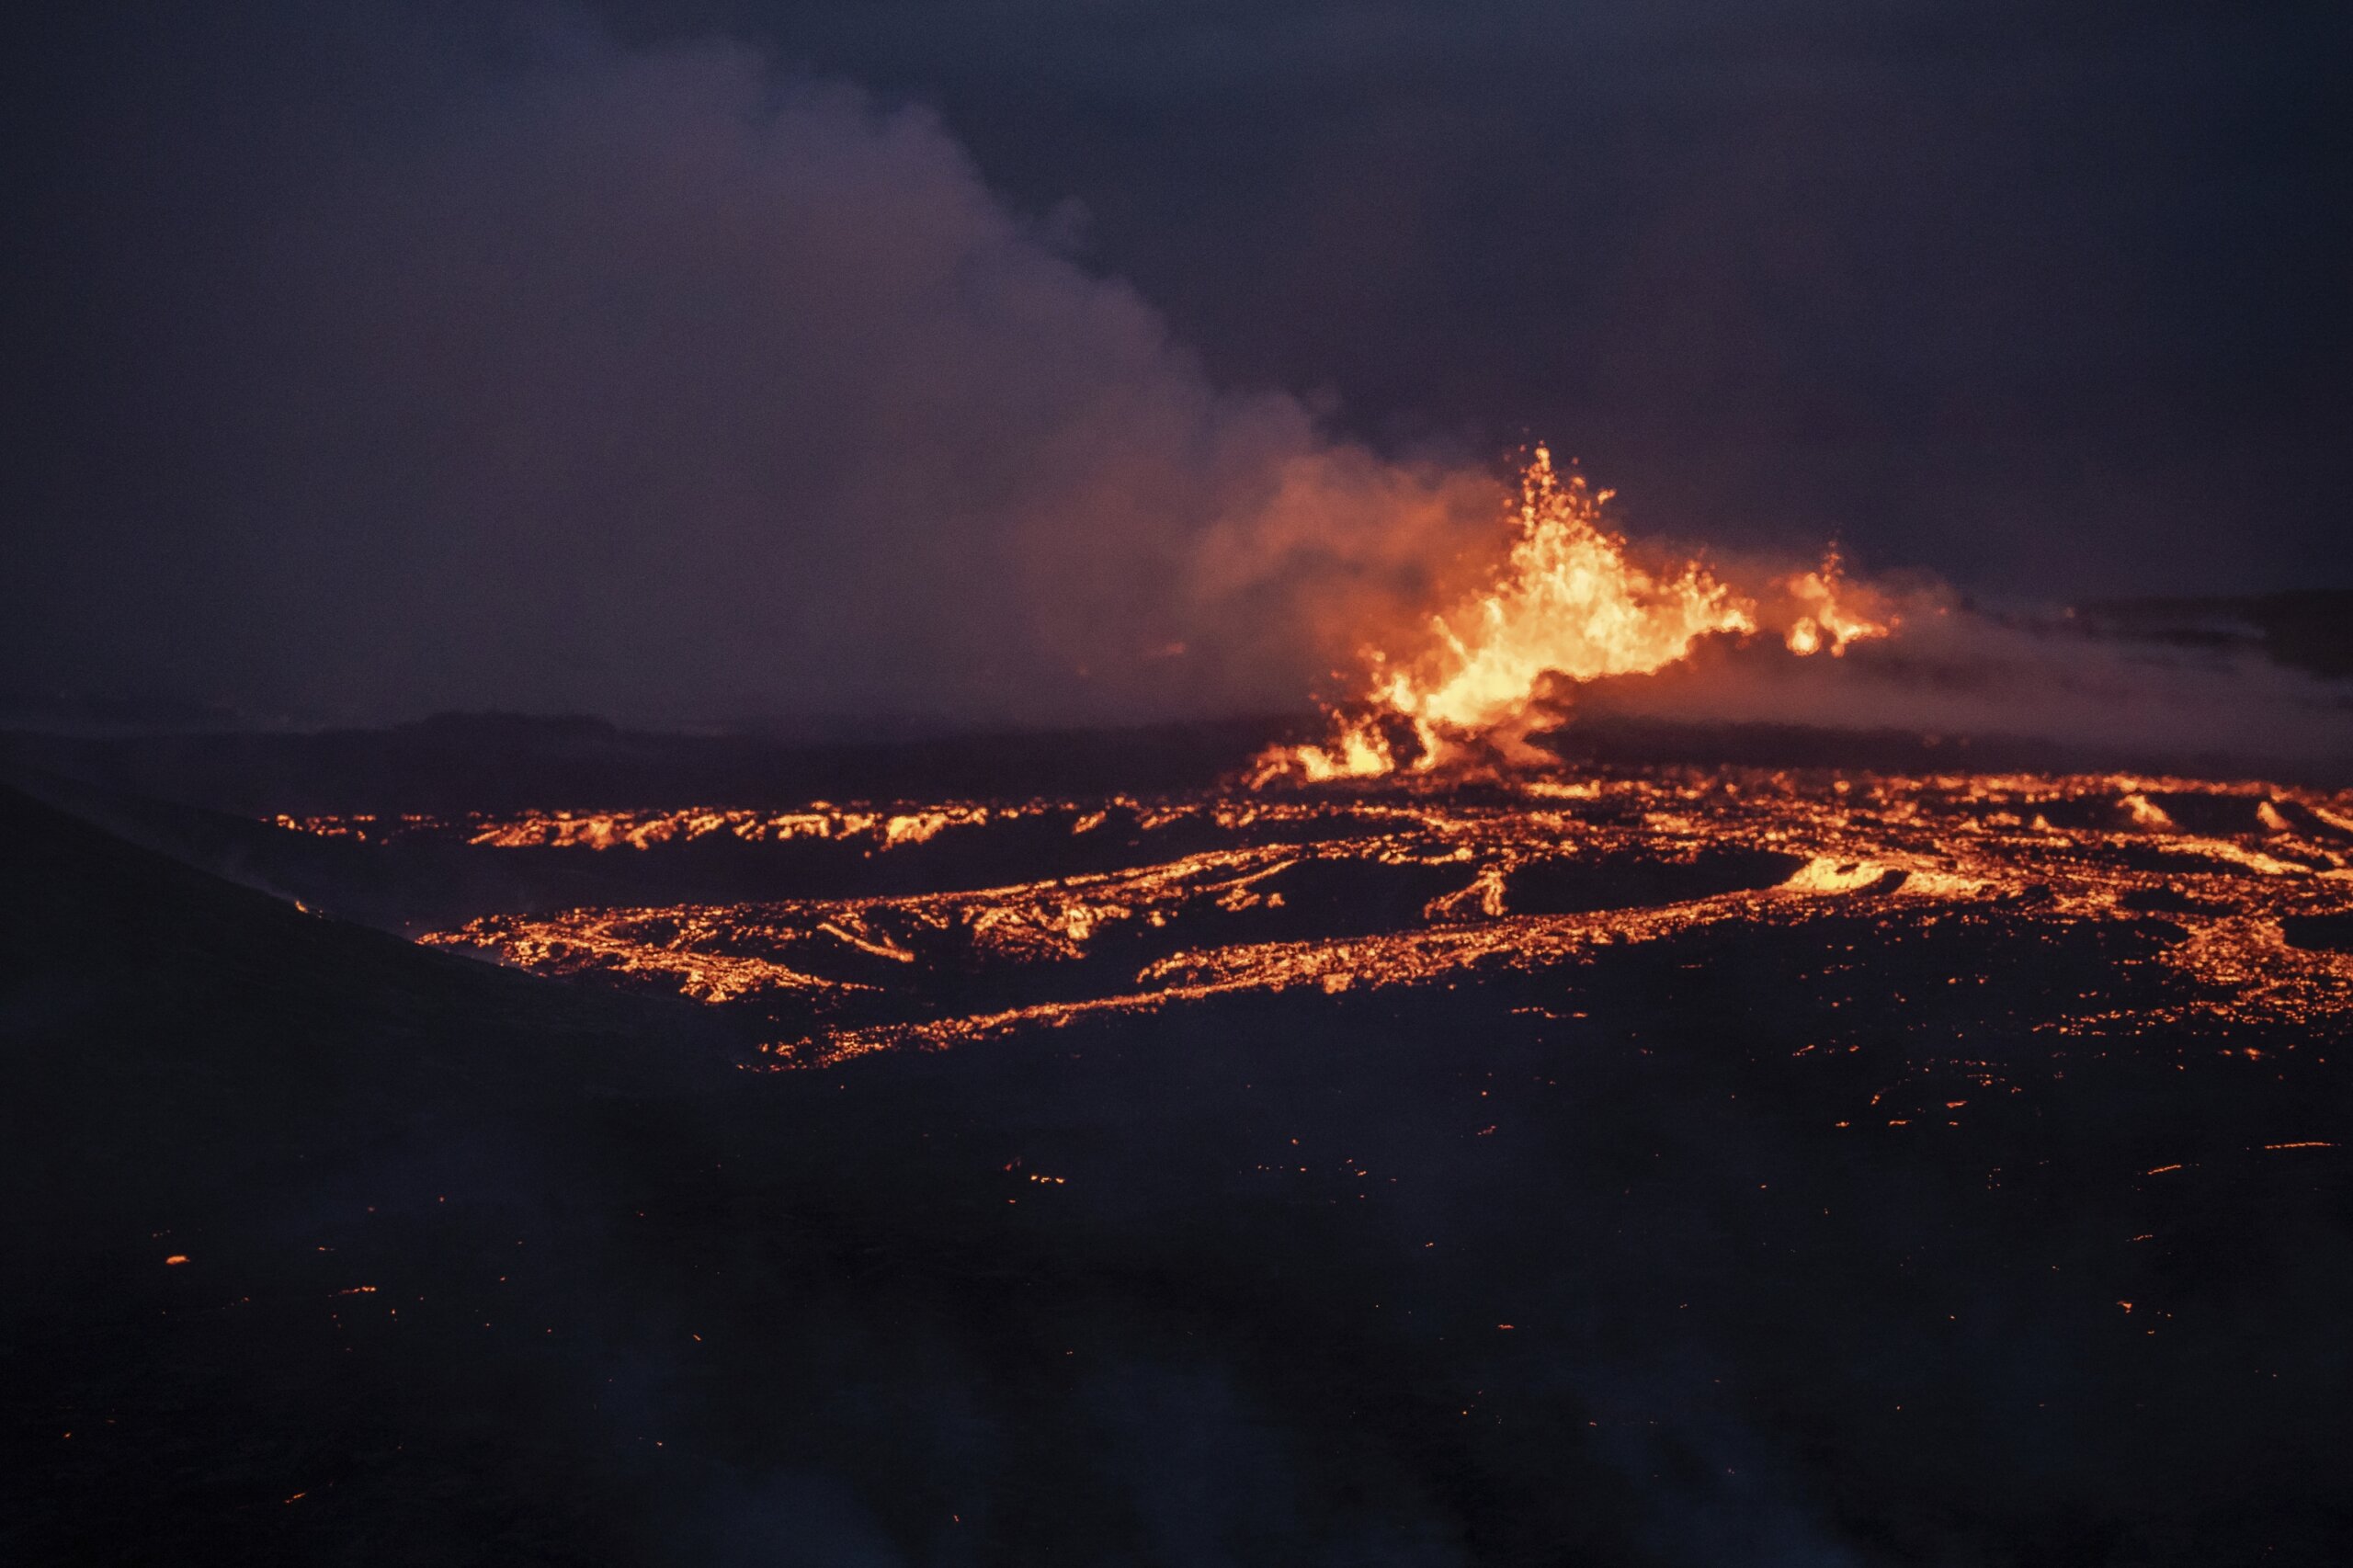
[5, 2, 2347, 727]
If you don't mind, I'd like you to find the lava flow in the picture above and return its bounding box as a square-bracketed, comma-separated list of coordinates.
[305, 769, 2353, 1073]
[1253, 448, 1891, 782]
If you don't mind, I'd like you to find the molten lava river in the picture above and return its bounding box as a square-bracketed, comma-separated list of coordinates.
[281, 770, 2353, 1079]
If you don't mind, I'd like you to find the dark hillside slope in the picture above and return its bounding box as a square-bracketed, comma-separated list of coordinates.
[1, 790, 747, 1561]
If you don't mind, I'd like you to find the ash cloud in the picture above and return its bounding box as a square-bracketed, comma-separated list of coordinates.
[4, 16, 1495, 728]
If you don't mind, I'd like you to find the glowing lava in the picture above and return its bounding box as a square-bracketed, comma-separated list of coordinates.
[349, 770, 2353, 1068]
[1779, 548, 1887, 659]
[1254, 449, 1890, 782]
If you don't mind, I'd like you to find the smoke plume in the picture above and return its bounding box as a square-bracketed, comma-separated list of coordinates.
[1579, 593, 2353, 773]
[6, 20, 1506, 729]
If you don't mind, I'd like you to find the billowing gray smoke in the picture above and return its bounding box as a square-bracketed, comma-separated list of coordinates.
[9, 21, 1494, 727]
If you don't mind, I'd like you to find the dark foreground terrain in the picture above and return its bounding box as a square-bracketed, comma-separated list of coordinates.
[6, 737, 2353, 1564]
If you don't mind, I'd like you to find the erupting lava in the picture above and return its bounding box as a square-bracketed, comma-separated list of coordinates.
[1256, 449, 1890, 782]
[1782, 547, 1885, 659]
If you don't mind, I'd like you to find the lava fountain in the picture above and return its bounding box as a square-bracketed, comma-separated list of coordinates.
[1252, 448, 1890, 782]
